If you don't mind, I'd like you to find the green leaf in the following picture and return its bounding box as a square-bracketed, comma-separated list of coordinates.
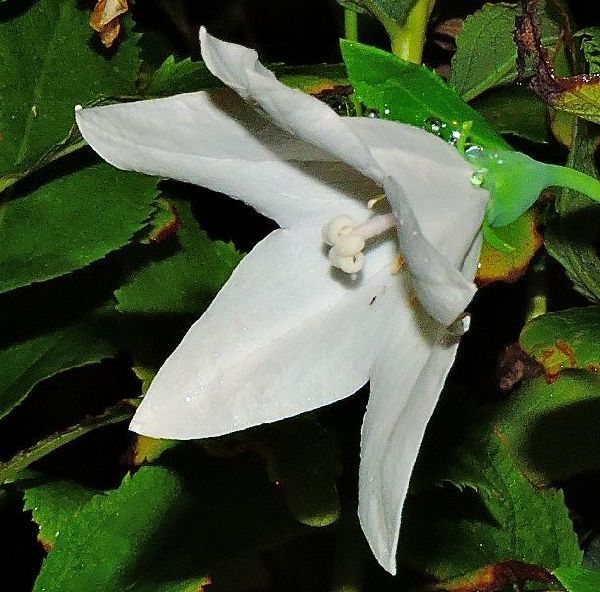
[403, 392, 582, 580]
[0, 163, 158, 293]
[520, 307, 600, 377]
[472, 86, 551, 144]
[336, 0, 418, 23]
[32, 449, 299, 592]
[0, 402, 136, 485]
[545, 118, 600, 302]
[24, 478, 98, 550]
[450, 1, 561, 101]
[144, 54, 348, 97]
[554, 567, 600, 592]
[578, 28, 600, 75]
[0, 305, 120, 419]
[493, 371, 600, 486]
[258, 418, 341, 527]
[340, 39, 510, 150]
[0, 0, 140, 181]
[114, 199, 241, 316]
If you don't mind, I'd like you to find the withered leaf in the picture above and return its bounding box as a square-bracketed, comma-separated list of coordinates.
[90, 0, 128, 48]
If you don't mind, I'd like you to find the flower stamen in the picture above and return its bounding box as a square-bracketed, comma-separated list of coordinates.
[323, 213, 396, 274]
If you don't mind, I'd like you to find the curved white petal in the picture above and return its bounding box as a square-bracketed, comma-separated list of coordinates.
[130, 226, 399, 439]
[358, 311, 459, 574]
[199, 27, 384, 183]
[76, 90, 378, 228]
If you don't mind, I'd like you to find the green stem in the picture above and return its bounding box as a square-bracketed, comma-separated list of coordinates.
[548, 164, 600, 202]
[344, 8, 359, 43]
[376, 0, 436, 63]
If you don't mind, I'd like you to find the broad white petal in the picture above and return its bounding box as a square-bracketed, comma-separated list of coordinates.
[199, 27, 384, 183]
[358, 311, 459, 574]
[76, 90, 378, 228]
[130, 227, 399, 439]
[347, 117, 489, 264]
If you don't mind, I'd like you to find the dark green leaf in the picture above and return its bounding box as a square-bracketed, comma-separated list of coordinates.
[545, 118, 600, 302]
[114, 199, 241, 316]
[554, 567, 600, 592]
[0, 163, 158, 293]
[340, 39, 510, 150]
[0, 0, 140, 182]
[0, 402, 136, 485]
[32, 449, 299, 592]
[472, 86, 551, 144]
[450, 1, 561, 101]
[520, 306, 600, 376]
[578, 28, 600, 74]
[0, 305, 120, 419]
[336, 0, 419, 24]
[493, 371, 600, 486]
[258, 418, 341, 527]
[403, 392, 581, 580]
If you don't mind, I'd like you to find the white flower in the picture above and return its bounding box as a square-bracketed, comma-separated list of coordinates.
[76, 28, 489, 574]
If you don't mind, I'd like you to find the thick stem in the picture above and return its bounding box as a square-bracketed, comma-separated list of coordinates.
[344, 8, 359, 43]
[548, 163, 600, 202]
[377, 0, 436, 63]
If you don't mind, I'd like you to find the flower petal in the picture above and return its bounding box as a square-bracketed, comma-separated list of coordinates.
[76, 90, 378, 228]
[130, 227, 399, 439]
[358, 311, 459, 574]
[199, 27, 384, 183]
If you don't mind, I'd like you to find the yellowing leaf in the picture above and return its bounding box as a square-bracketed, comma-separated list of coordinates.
[476, 210, 543, 286]
[90, 0, 128, 48]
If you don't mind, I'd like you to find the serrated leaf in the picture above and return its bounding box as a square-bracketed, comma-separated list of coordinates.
[472, 86, 551, 144]
[0, 163, 158, 293]
[520, 307, 600, 377]
[545, 118, 600, 302]
[450, 1, 561, 101]
[24, 478, 98, 550]
[0, 305, 119, 419]
[114, 198, 241, 316]
[403, 392, 581, 580]
[476, 209, 543, 286]
[554, 567, 600, 592]
[494, 371, 600, 486]
[0, 402, 136, 485]
[0, 0, 140, 182]
[340, 39, 510, 150]
[32, 449, 299, 592]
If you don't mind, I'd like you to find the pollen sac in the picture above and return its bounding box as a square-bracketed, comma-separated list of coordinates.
[328, 250, 365, 273]
[322, 216, 355, 246]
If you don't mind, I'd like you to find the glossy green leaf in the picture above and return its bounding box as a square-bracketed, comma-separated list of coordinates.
[545, 119, 600, 302]
[0, 163, 158, 293]
[403, 393, 581, 580]
[554, 567, 600, 592]
[472, 86, 551, 144]
[493, 372, 600, 486]
[0, 0, 140, 182]
[340, 39, 510, 150]
[520, 307, 600, 376]
[114, 199, 241, 316]
[0, 305, 119, 419]
[32, 449, 299, 592]
[450, 1, 561, 101]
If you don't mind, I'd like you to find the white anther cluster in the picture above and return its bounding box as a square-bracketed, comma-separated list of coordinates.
[322, 216, 366, 273]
